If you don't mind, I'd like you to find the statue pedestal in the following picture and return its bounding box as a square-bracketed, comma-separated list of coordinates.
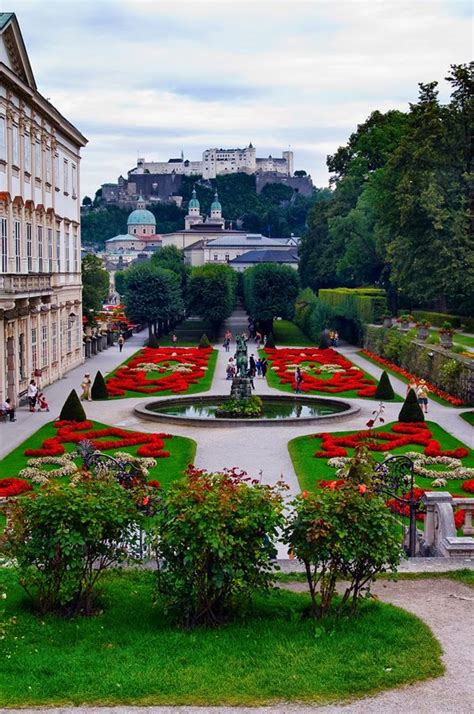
[230, 376, 252, 400]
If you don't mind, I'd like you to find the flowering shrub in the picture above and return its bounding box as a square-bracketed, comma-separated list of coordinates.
[24, 420, 173, 459]
[0, 478, 33, 498]
[264, 347, 377, 397]
[152, 466, 286, 627]
[106, 347, 213, 397]
[361, 350, 464, 406]
[283, 452, 402, 618]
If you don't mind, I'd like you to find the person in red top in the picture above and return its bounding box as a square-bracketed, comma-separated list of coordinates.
[36, 391, 50, 412]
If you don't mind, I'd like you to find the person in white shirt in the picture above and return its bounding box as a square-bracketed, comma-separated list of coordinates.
[27, 379, 38, 413]
[1, 397, 16, 421]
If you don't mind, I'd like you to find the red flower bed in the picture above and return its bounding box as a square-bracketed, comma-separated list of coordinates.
[313, 422, 470, 460]
[25, 420, 173, 459]
[387, 487, 465, 528]
[106, 346, 213, 397]
[0, 478, 33, 497]
[361, 349, 464, 406]
[264, 347, 377, 397]
[461, 479, 474, 494]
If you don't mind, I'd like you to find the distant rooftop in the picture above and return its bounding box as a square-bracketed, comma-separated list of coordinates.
[230, 249, 299, 264]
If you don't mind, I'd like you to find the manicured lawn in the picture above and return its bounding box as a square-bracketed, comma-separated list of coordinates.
[288, 421, 473, 497]
[460, 411, 474, 426]
[0, 420, 195, 490]
[0, 569, 443, 707]
[159, 318, 213, 346]
[105, 348, 217, 399]
[272, 320, 314, 346]
[359, 351, 460, 407]
[261, 348, 402, 401]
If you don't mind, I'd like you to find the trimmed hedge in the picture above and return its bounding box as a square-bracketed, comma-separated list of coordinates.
[398, 310, 474, 332]
[319, 288, 387, 325]
[59, 389, 87, 422]
[398, 389, 424, 423]
[91, 371, 109, 400]
[374, 371, 395, 400]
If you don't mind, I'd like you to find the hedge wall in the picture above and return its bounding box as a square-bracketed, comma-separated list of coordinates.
[365, 326, 474, 405]
[396, 310, 474, 332]
[319, 288, 387, 325]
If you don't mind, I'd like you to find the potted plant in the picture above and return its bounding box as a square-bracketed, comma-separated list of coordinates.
[439, 321, 454, 349]
[416, 320, 431, 341]
[382, 315, 393, 328]
[397, 314, 414, 332]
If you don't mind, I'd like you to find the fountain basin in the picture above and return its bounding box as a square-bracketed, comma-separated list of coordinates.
[135, 395, 359, 427]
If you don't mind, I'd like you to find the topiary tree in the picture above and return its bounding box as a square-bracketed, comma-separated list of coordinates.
[398, 388, 424, 422]
[198, 333, 211, 349]
[147, 333, 161, 348]
[153, 466, 285, 627]
[91, 371, 108, 400]
[59, 389, 86, 422]
[374, 370, 395, 400]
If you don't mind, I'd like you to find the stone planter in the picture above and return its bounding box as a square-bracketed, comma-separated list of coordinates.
[440, 332, 453, 349]
[399, 321, 410, 333]
[383, 318, 393, 328]
[417, 327, 429, 341]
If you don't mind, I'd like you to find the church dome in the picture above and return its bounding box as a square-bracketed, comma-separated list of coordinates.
[188, 188, 200, 210]
[127, 208, 156, 226]
[211, 190, 221, 211]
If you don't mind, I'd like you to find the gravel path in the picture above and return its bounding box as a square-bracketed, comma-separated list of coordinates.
[3, 578, 472, 714]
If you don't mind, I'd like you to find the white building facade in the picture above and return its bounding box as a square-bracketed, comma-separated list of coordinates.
[0, 13, 87, 403]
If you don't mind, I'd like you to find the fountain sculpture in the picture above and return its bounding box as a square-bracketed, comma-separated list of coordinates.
[229, 334, 252, 400]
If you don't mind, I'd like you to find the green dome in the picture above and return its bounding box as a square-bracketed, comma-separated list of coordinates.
[127, 209, 156, 226]
[188, 188, 200, 210]
[211, 190, 221, 211]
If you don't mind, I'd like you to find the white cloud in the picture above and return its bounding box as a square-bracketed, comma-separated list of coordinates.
[11, 0, 472, 196]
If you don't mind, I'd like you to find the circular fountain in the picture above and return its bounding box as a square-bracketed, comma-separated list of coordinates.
[135, 335, 359, 427]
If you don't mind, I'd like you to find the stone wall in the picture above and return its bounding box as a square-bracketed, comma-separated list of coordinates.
[364, 326, 474, 406]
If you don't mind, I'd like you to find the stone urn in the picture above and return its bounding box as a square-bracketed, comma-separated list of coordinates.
[417, 326, 430, 341]
[383, 317, 393, 328]
[439, 331, 453, 349]
[399, 320, 410, 333]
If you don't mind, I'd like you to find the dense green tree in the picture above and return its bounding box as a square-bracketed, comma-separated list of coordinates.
[243, 264, 300, 335]
[187, 264, 237, 336]
[82, 254, 109, 317]
[150, 245, 190, 290]
[122, 263, 184, 339]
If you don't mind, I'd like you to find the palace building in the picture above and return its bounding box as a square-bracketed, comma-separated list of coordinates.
[0, 13, 87, 403]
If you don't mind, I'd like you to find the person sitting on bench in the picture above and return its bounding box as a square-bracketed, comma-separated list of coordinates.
[1, 397, 16, 422]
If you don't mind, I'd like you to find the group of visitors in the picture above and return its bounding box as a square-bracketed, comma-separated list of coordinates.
[1, 378, 50, 423]
[407, 378, 430, 413]
[226, 355, 268, 381]
[328, 330, 339, 347]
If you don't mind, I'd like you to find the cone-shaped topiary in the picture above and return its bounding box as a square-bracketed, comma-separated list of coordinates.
[265, 332, 275, 348]
[375, 370, 395, 400]
[398, 388, 424, 422]
[59, 389, 87, 422]
[147, 334, 160, 348]
[198, 333, 211, 349]
[91, 371, 109, 400]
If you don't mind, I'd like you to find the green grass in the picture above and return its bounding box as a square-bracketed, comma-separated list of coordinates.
[428, 329, 474, 350]
[288, 420, 473, 496]
[358, 351, 459, 407]
[158, 318, 213, 346]
[261, 349, 402, 401]
[272, 320, 314, 346]
[460, 411, 474, 426]
[105, 348, 218, 399]
[0, 569, 443, 707]
[0, 420, 196, 494]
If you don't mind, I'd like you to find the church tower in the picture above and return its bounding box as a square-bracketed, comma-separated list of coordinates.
[184, 187, 204, 229]
[208, 190, 225, 229]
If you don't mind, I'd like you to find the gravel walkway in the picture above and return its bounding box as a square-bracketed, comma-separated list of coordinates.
[2, 578, 472, 714]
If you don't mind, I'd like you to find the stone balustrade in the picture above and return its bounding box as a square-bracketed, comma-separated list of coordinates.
[422, 492, 474, 557]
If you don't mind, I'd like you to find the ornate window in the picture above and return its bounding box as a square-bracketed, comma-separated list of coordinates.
[12, 124, 19, 166]
[51, 321, 58, 362]
[19, 331, 26, 380]
[31, 327, 38, 370]
[24, 132, 31, 172]
[14, 220, 21, 272]
[0, 115, 7, 161]
[37, 226, 44, 272]
[35, 141, 41, 178]
[65, 228, 70, 272]
[56, 228, 61, 271]
[41, 324, 48, 367]
[0, 217, 7, 272]
[26, 222, 32, 271]
[47, 228, 53, 272]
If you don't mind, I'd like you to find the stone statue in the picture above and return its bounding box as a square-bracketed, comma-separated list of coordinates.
[235, 334, 248, 377]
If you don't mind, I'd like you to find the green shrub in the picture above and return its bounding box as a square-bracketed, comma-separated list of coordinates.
[374, 371, 395, 400]
[153, 466, 285, 627]
[147, 334, 161, 348]
[398, 389, 424, 422]
[410, 310, 461, 328]
[0, 476, 140, 616]
[283, 449, 401, 618]
[59, 389, 86, 422]
[198, 333, 211, 349]
[319, 287, 387, 324]
[216, 396, 263, 418]
[91, 371, 108, 400]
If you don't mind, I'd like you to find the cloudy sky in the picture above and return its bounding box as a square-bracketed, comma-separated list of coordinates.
[12, 0, 472, 198]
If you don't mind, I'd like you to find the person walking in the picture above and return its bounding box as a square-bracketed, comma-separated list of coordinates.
[80, 373, 92, 402]
[118, 334, 125, 352]
[249, 354, 256, 377]
[255, 331, 262, 348]
[172, 333, 178, 347]
[416, 379, 429, 414]
[295, 366, 303, 394]
[256, 357, 262, 377]
[1, 397, 16, 421]
[27, 379, 38, 412]
[261, 357, 268, 378]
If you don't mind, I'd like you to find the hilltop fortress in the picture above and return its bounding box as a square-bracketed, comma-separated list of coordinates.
[131, 143, 294, 180]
